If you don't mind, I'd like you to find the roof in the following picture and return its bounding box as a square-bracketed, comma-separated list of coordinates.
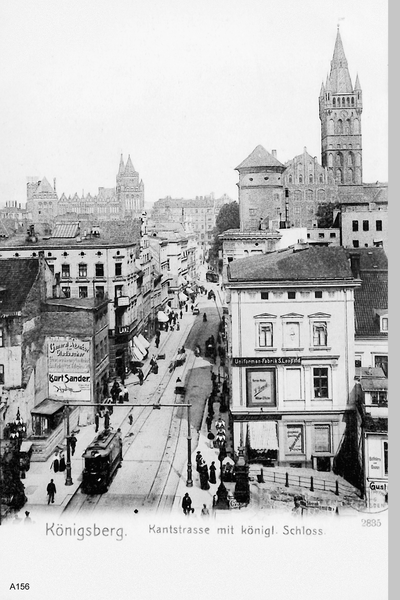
[348, 248, 388, 338]
[235, 145, 284, 170]
[51, 222, 80, 238]
[227, 246, 353, 282]
[327, 29, 353, 93]
[0, 258, 40, 313]
[35, 176, 56, 196]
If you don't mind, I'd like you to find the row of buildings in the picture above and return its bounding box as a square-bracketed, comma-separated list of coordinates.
[220, 29, 388, 507]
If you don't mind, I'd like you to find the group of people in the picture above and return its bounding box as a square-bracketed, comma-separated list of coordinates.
[196, 451, 217, 491]
[181, 493, 210, 518]
[110, 380, 130, 402]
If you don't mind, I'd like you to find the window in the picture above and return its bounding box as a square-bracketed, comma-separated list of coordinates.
[288, 291, 296, 300]
[315, 291, 323, 299]
[258, 322, 273, 347]
[371, 391, 387, 406]
[115, 262, 122, 276]
[313, 367, 329, 398]
[61, 287, 71, 298]
[61, 264, 70, 278]
[95, 286, 105, 298]
[261, 292, 269, 300]
[353, 240, 359, 248]
[285, 368, 302, 400]
[79, 263, 87, 278]
[381, 317, 388, 332]
[330, 232, 336, 238]
[363, 220, 369, 231]
[79, 286, 88, 298]
[95, 263, 104, 277]
[0, 364, 4, 384]
[284, 322, 300, 348]
[319, 233, 325, 239]
[375, 355, 388, 376]
[376, 220, 383, 231]
[286, 425, 304, 454]
[352, 220, 359, 232]
[313, 322, 327, 347]
[314, 425, 331, 452]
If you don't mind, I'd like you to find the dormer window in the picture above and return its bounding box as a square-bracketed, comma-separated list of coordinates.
[381, 317, 388, 332]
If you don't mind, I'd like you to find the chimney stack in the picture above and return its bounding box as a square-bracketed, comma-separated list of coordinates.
[272, 149, 277, 158]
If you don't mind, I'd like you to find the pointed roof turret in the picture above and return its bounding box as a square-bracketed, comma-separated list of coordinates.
[327, 27, 353, 93]
[235, 145, 284, 170]
[36, 176, 55, 195]
[354, 74, 362, 91]
[320, 81, 325, 97]
[124, 154, 137, 176]
[118, 154, 125, 175]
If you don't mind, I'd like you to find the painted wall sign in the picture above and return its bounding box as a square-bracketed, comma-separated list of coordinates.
[47, 337, 91, 401]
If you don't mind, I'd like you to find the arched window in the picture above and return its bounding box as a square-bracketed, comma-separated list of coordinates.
[318, 189, 326, 202]
[347, 97, 350, 106]
[319, 174, 324, 183]
[309, 174, 313, 183]
[288, 175, 293, 184]
[351, 97, 354, 105]
[307, 189, 313, 201]
[354, 119, 360, 134]
[299, 175, 303, 184]
[348, 152, 354, 167]
[336, 152, 344, 167]
[336, 168, 343, 183]
[294, 191, 301, 202]
[345, 119, 351, 134]
[337, 119, 343, 134]
[356, 153, 361, 166]
[348, 168, 355, 183]
[328, 153, 333, 168]
[328, 119, 334, 134]
[333, 98, 336, 107]
[342, 97, 345, 106]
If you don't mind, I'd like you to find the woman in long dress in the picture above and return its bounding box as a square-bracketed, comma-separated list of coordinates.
[209, 461, 217, 484]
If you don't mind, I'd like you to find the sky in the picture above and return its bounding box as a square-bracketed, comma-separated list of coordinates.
[0, 0, 388, 207]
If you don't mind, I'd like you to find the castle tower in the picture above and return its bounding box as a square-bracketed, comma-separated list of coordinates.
[116, 154, 144, 217]
[26, 176, 58, 224]
[319, 28, 363, 185]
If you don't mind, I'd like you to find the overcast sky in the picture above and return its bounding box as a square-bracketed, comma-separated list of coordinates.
[0, 0, 388, 206]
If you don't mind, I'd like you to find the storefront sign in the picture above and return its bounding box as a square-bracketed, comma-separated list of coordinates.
[233, 357, 301, 367]
[246, 369, 276, 407]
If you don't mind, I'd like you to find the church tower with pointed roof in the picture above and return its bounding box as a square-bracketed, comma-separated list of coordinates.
[116, 154, 144, 217]
[319, 28, 363, 185]
[26, 176, 58, 224]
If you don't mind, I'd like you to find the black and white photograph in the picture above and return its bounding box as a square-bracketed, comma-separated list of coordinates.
[0, 1, 388, 598]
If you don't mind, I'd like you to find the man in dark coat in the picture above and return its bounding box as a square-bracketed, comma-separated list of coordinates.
[69, 435, 77, 456]
[47, 479, 56, 504]
[182, 493, 193, 515]
[95, 412, 100, 432]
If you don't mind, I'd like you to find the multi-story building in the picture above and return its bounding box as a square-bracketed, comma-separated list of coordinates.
[0, 220, 144, 377]
[224, 245, 360, 484]
[26, 155, 144, 224]
[150, 193, 233, 251]
[340, 185, 388, 250]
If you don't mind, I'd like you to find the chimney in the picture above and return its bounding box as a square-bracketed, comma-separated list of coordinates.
[350, 253, 361, 279]
[53, 178, 56, 192]
[272, 149, 277, 158]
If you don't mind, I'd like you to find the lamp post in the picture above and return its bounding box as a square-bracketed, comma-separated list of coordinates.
[186, 404, 193, 487]
[64, 403, 73, 486]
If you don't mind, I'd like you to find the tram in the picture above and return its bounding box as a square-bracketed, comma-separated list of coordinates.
[81, 428, 123, 494]
[206, 270, 219, 283]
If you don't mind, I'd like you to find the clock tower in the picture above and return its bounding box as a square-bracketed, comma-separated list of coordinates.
[319, 28, 363, 185]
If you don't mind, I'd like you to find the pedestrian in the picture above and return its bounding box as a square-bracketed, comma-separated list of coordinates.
[155, 337, 160, 349]
[104, 409, 110, 430]
[95, 412, 100, 432]
[201, 504, 210, 517]
[24, 511, 32, 524]
[138, 368, 144, 386]
[69, 435, 77, 456]
[123, 385, 129, 402]
[179, 310, 183, 319]
[185, 304, 188, 313]
[199, 462, 210, 490]
[128, 414, 133, 425]
[50, 451, 59, 473]
[47, 479, 56, 504]
[209, 461, 217, 484]
[59, 452, 66, 472]
[215, 417, 226, 431]
[203, 312, 207, 322]
[165, 322, 169, 332]
[205, 415, 212, 432]
[182, 493, 193, 515]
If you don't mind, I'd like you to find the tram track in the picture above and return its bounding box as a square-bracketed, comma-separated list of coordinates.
[62, 320, 198, 516]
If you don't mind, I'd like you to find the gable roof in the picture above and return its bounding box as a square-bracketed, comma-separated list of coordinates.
[0, 258, 40, 313]
[235, 145, 284, 170]
[227, 246, 353, 282]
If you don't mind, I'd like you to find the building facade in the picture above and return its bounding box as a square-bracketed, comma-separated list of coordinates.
[224, 245, 360, 482]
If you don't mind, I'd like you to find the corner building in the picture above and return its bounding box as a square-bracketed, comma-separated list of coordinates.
[224, 245, 360, 478]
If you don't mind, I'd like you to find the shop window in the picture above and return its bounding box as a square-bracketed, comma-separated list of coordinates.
[95, 263, 104, 277]
[313, 367, 329, 398]
[79, 263, 87, 278]
[61, 264, 70, 278]
[314, 425, 331, 452]
[79, 286, 88, 299]
[257, 322, 273, 348]
[286, 425, 304, 454]
[313, 322, 327, 346]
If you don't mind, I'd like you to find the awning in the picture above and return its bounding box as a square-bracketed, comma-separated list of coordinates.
[248, 422, 279, 450]
[31, 398, 64, 416]
[157, 311, 169, 322]
[133, 336, 147, 356]
[185, 287, 194, 294]
[179, 292, 188, 301]
[19, 441, 33, 453]
[137, 334, 150, 349]
[131, 345, 144, 362]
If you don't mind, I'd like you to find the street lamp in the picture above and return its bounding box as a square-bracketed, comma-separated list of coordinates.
[64, 403, 73, 486]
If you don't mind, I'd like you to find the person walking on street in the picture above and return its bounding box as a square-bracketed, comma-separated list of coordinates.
[123, 385, 129, 402]
[69, 434, 77, 456]
[50, 451, 59, 473]
[47, 479, 56, 504]
[179, 310, 183, 319]
[209, 461, 217, 484]
[205, 415, 212, 432]
[59, 452, 66, 472]
[95, 412, 100, 432]
[104, 409, 110, 430]
[182, 493, 193, 515]
[138, 368, 144, 386]
[185, 304, 188, 313]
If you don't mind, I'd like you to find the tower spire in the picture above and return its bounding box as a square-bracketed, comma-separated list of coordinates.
[118, 154, 125, 175]
[328, 28, 353, 93]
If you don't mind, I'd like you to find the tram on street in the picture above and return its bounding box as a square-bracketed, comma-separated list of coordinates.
[81, 428, 123, 494]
